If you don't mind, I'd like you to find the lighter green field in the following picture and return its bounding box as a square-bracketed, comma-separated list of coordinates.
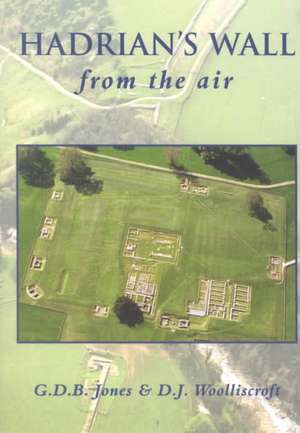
[95, 146, 296, 184]
[94, 351, 193, 433]
[18, 148, 296, 341]
[174, 0, 300, 144]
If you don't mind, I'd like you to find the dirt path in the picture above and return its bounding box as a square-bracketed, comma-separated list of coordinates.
[0, 44, 156, 111]
[80, 150, 295, 191]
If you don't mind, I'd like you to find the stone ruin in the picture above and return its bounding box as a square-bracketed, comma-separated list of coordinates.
[26, 284, 43, 300]
[30, 255, 46, 271]
[159, 314, 190, 330]
[180, 177, 209, 196]
[51, 190, 64, 201]
[40, 216, 57, 240]
[94, 304, 109, 317]
[267, 255, 283, 281]
[187, 279, 251, 322]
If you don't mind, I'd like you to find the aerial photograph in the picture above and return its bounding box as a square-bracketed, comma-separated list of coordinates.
[18, 145, 296, 342]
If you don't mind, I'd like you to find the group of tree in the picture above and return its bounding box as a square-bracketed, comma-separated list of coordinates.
[57, 109, 174, 145]
[165, 346, 260, 433]
[0, 187, 16, 229]
[19, 147, 103, 195]
[32, 111, 72, 137]
[226, 344, 300, 423]
[59, 148, 103, 194]
[19, 147, 55, 188]
[194, 146, 247, 163]
[3, 0, 114, 86]
[247, 191, 274, 229]
[193, 146, 269, 183]
[282, 145, 296, 156]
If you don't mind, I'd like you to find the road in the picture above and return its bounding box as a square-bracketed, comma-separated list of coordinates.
[0, 0, 247, 112]
[81, 150, 295, 190]
[283, 259, 296, 269]
[0, 43, 156, 111]
[81, 359, 111, 433]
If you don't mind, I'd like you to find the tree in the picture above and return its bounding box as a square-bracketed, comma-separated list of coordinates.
[247, 191, 263, 214]
[281, 145, 296, 156]
[194, 146, 246, 163]
[59, 148, 92, 184]
[113, 296, 144, 327]
[165, 147, 186, 171]
[56, 109, 174, 145]
[59, 148, 103, 194]
[79, 146, 99, 152]
[19, 147, 55, 188]
[0, 187, 16, 228]
[247, 191, 273, 226]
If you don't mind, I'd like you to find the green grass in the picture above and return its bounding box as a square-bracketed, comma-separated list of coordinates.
[95, 351, 193, 433]
[0, 259, 87, 433]
[0, 58, 85, 178]
[285, 267, 296, 341]
[18, 148, 296, 341]
[174, 0, 300, 144]
[18, 177, 51, 283]
[0, 58, 83, 146]
[19, 303, 66, 341]
[95, 145, 295, 184]
[109, 0, 201, 83]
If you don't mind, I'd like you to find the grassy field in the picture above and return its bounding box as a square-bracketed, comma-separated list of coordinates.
[94, 350, 193, 433]
[174, 0, 300, 144]
[0, 56, 85, 181]
[95, 145, 296, 184]
[19, 304, 66, 341]
[18, 147, 296, 341]
[0, 259, 87, 433]
[109, 0, 201, 90]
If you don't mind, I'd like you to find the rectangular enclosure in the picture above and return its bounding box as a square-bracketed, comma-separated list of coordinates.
[17, 145, 297, 343]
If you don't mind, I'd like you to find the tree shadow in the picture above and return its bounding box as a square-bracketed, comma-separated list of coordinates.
[113, 145, 135, 151]
[79, 146, 99, 152]
[169, 159, 186, 172]
[281, 145, 296, 156]
[167, 157, 189, 180]
[263, 222, 276, 232]
[249, 198, 276, 231]
[193, 148, 270, 184]
[23, 172, 55, 189]
[75, 178, 103, 195]
[192, 147, 202, 157]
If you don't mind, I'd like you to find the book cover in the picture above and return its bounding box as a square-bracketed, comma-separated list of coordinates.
[0, 1, 299, 432]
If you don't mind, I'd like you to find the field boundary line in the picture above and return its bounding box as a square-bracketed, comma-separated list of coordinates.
[80, 150, 295, 190]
